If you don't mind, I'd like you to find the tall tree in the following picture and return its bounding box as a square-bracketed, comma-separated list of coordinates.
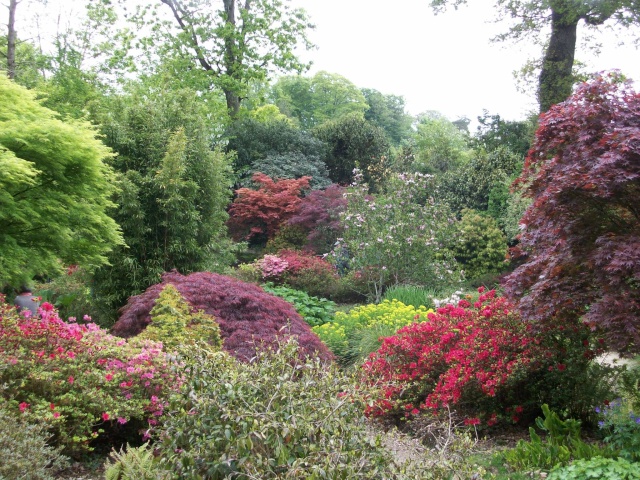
[141, 0, 313, 117]
[503, 73, 640, 354]
[0, 76, 123, 286]
[361, 88, 413, 146]
[430, 0, 640, 112]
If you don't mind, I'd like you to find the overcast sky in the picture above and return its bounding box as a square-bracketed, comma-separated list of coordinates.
[289, 0, 640, 125]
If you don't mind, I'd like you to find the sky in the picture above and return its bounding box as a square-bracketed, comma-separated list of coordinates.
[289, 0, 640, 126]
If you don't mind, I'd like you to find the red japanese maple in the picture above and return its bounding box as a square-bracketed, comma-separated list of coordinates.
[227, 173, 311, 241]
[503, 73, 640, 354]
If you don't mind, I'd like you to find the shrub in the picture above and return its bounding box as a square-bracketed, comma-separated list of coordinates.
[597, 398, 640, 462]
[104, 443, 166, 480]
[0, 405, 69, 480]
[0, 298, 178, 457]
[263, 224, 308, 254]
[249, 152, 332, 190]
[137, 284, 222, 353]
[450, 209, 508, 280]
[314, 300, 433, 365]
[382, 284, 438, 310]
[227, 173, 311, 242]
[548, 457, 640, 480]
[155, 339, 404, 479]
[261, 284, 336, 328]
[361, 289, 611, 423]
[502, 404, 611, 472]
[112, 271, 333, 363]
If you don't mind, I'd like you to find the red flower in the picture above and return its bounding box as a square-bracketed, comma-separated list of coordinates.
[101, 412, 110, 421]
[19, 402, 29, 412]
[105, 373, 114, 381]
[41, 302, 54, 312]
[68, 376, 74, 384]
[464, 417, 481, 426]
[557, 363, 567, 371]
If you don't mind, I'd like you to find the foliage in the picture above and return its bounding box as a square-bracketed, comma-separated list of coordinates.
[249, 151, 332, 190]
[0, 298, 178, 457]
[0, 405, 69, 480]
[264, 224, 308, 253]
[138, 284, 222, 353]
[0, 75, 122, 287]
[597, 398, 640, 462]
[362, 88, 414, 146]
[487, 181, 532, 244]
[449, 209, 508, 280]
[361, 289, 611, 423]
[337, 171, 460, 302]
[313, 300, 433, 365]
[228, 173, 311, 242]
[413, 113, 471, 175]
[261, 283, 336, 328]
[312, 112, 390, 187]
[620, 362, 640, 412]
[104, 443, 165, 480]
[93, 88, 236, 321]
[112, 271, 333, 363]
[382, 284, 438, 310]
[155, 339, 408, 479]
[288, 184, 348, 254]
[503, 74, 640, 354]
[502, 404, 611, 472]
[472, 111, 535, 159]
[225, 117, 327, 176]
[548, 456, 640, 480]
[273, 71, 369, 129]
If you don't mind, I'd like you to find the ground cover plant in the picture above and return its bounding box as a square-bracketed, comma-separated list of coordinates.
[313, 299, 433, 365]
[260, 283, 336, 327]
[112, 271, 333, 363]
[382, 284, 439, 309]
[0, 297, 179, 457]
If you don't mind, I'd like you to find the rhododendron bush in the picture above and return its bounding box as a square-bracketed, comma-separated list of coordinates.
[362, 289, 611, 424]
[0, 297, 179, 457]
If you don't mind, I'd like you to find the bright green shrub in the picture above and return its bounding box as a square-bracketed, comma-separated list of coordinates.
[503, 404, 613, 472]
[0, 298, 179, 457]
[155, 340, 407, 479]
[450, 209, 508, 280]
[260, 284, 336, 327]
[548, 457, 640, 480]
[313, 300, 432, 365]
[138, 284, 222, 352]
[0, 405, 69, 480]
[230, 262, 262, 284]
[104, 443, 166, 480]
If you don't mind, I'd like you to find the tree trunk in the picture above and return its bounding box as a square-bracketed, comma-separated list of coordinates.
[225, 89, 241, 117]
[7, 0, 19, 80]
[538, 8, 579, 113]
[222, 0, 242, 118]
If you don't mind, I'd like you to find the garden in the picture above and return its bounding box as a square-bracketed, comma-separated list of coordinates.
[2, 1, 640, 475]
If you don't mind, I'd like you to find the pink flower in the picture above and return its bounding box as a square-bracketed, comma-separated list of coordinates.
[68, 376, 75, 384]
[101, 412, 110, 421]
[67, 351, 75, 359]
[53, 412, 61, 419]
[105, 373, 114, 381]
[117, 417, 127, 425]
[41, 302, 54, 312]
[19, 402, 30, 412]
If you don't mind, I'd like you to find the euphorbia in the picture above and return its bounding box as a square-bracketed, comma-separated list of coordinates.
[0, 296, 180, 457]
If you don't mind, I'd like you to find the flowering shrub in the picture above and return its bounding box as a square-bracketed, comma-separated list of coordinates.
[361, 289, 611, 423]
[256, 254, 290, 280]
[112, 271, 333, 363]
[0, 297, 179, 457]
[314, 300, 433, 365]
[336, 171, 460, 302]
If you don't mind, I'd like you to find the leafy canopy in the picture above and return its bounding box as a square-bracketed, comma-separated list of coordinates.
[0, 76, 122, 286]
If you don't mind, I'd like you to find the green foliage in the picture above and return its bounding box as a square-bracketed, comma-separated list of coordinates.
[93, 87, 236, 320]
[502, 405, 612, 471]
[260, 283, 336, 328]
[313, 300, 433, 365]
[155, 340, 407, 479]
[0, 76, 123, 287]
[620, 361, 640, 412]
[104, 443, 165, 480]
[597, 398, 640, 462]
[472, 111, 535, 159]
[250, 152, 332, 189]
[0, 405, 69, 480]
[413, 113, 471, 175]
[382, 284, 438, 310]
[362, 88, 414, 146]
[273, 71, 369, 129]
[139, 284, 222, 353]
[264, 224, 308, 254]
[313, 113, 390, 188]
[548, 456, 640, 480]
[450, 209, 509, 280]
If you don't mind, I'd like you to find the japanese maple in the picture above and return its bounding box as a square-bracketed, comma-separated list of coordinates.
[503, 73, 640, 354]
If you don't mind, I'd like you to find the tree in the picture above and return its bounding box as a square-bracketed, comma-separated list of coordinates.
[92, 87, 235, 318]
[139, 0, 313, 117]
[503, 73, 640, 354]
[272, 71, 369, 129]
[0, 76, 122, 286]
[430, 0, 640, 112]
[413, 113, 471, 175]
[5, 0, 18, 79]
[312, 112, 390, 188]
[472, 110, 536, 159]
[361, 88, 413, 146]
